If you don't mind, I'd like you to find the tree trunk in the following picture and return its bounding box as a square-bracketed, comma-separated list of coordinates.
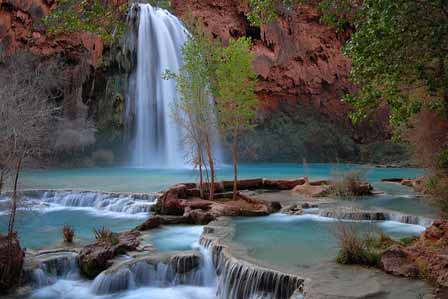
[198, 150, 204, 198]
[8, 157, 22, 239]
[232, 129, 238, 201]
[205, 136, 215, 200]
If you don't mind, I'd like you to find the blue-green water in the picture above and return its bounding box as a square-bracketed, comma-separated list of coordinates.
[1, 164, 431, 250]
[19, 164, 425, 193]
[0, 208, 144, 250]
[233, 214, 425, 268]
[150, 225, 204, 252]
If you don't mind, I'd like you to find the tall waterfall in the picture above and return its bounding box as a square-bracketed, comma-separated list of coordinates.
[127, 4, 188, 168]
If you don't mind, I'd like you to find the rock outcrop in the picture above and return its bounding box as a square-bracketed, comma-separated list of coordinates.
[379, 220, 448, 288]
[0, 233, 25, 292]
[151, 178, 315, 225]
[171, 0, 353, 124]
[78, 230, 140, 279]
[0, 0, 104, 64]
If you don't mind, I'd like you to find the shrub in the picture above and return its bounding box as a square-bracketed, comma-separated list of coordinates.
[425, 176, 448, 219]
[93, 227, 119, 245]
[330, 170, 371, 198]
[400, 236, 419, 246]
[334, 223, 380, 266]
[62, 225, 75, 243]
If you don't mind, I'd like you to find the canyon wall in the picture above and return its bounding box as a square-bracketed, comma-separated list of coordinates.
[0, 0, 397, 164]
[171, 0, 354, 125]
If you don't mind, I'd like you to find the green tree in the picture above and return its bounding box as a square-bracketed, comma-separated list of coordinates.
[164, 23, 221, 200]
[215, 37, 258, 200]
[43, 0, 128, 43]
[337, 0, 448, 128]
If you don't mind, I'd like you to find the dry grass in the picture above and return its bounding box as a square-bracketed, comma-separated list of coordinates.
[330, 170, 370, 198]
[62, 225, 74, 243]
[334, 221, 380, 266]
[93, 227, 118, 244]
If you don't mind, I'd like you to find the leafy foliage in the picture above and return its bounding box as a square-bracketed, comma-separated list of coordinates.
[43, 0, 128, 43]
[339, 0, 448, 128]
[215, 38, 258, 141]
[215, 37, 258, 198]
[164, 20, 222, 199]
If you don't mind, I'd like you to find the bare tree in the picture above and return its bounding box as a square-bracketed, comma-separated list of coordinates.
[0, 51, 65, 236]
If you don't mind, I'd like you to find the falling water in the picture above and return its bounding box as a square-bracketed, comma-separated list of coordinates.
[127, 4, 188, 168]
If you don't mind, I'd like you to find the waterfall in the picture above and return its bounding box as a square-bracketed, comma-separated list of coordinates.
[16, 190, 157, 215]
[126, 4, 188, 168]
[30, 252, 79, 288]
[90, 251, 215, 294]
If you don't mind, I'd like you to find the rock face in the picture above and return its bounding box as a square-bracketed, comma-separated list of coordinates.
[79, 231, 140, 279]
[0, 233, 25, 291]
[171, 0, 354, 125]
[0, 0, 103, 65]
[380, 220, 448, 288]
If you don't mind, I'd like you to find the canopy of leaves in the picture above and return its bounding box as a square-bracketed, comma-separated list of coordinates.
[43, 0, 128, 43]
[215, 37, 258, 137]
[339, 0, 448, 128]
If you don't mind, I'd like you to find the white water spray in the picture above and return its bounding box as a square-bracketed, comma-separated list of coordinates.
[128, 4, 188, 168]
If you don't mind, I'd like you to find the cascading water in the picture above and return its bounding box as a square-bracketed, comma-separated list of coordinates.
[126, 4, 188, 168]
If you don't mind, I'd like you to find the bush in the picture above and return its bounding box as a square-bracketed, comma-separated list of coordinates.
[62, 225, 75, 243]
[93, 227, 119, 245]
[330, 170, 371, 198]
[425, 176, 448, 219]
[334, 223, 380, 266]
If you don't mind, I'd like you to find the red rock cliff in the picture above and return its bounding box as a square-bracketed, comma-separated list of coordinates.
[171, 0, 355, 124]
[0, 0, 103, 65]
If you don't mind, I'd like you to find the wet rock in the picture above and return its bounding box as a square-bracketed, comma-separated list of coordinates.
[292, 182, 331, 197]
[79, 231, 140, 279]
[280, 204, 304, 215]
[270, 201, 282, 212]
[135, 216, 162, 231]
[380, 246, 419, 278]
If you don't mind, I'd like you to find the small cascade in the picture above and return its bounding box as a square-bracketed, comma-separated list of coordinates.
[20, 190, 157, 214]
[29, 251, 79, 288]
[318, 209, 433, 227]
[91, 251, 210, 295]
[200, 220, 303, 299]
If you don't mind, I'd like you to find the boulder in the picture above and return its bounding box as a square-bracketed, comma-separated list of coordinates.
[292, 182, 331, 197]
[380, 246, 419, 278]
[135, 216, 162, 231]
[270, 201, 282, 212]
[79, 231, 140, 279]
